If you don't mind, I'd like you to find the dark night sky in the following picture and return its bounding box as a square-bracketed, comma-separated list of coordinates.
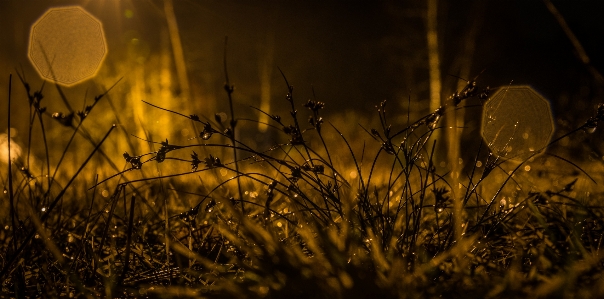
[1, 0, 603, 138]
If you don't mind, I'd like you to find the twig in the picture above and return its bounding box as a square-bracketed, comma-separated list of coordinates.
[543, 0, 604, 84]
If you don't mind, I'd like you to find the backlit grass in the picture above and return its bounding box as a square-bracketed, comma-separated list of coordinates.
[1, 65, 604, 299]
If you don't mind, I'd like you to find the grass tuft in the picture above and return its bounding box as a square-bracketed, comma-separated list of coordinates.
[2, 59, 604, 298]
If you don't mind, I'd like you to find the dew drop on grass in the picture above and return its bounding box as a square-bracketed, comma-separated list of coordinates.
[205, 200, 216, 213]
[524, 165, 531, 171]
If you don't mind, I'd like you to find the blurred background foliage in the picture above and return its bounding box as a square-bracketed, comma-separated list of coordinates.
[0, 0, 603, 172]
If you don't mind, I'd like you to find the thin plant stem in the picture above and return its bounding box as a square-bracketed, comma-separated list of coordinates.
[0, 124, 116, 280]
[543, 0, 604, 84]
[223, 37, 245, 215]
[7, 74, 16, 252]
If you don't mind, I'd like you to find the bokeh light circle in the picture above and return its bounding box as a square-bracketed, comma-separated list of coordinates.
[28, 6, 107, 86]
[481, 86, 554, 161]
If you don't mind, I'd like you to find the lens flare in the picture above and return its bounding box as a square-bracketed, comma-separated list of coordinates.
[481, 86, 554, 161]
[28, 6, 107, 86]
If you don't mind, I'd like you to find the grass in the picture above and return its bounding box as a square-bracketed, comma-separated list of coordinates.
[1, 59, 604, 299]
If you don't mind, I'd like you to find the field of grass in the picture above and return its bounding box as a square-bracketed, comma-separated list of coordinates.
[1, 62, 604, 299]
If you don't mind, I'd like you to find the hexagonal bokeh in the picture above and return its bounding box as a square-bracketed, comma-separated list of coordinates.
[28, 6, 107, 86]
[481, 86, 554, 161]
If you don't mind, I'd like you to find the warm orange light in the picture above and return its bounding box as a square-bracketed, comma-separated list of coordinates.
[28, 6, 107, 86]
[0, 131, 21, 165]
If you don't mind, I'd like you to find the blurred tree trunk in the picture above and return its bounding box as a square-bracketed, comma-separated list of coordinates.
[164, 0, 191, 105]
[443, 0, 485, 241]
[426, 0, 442, 129]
